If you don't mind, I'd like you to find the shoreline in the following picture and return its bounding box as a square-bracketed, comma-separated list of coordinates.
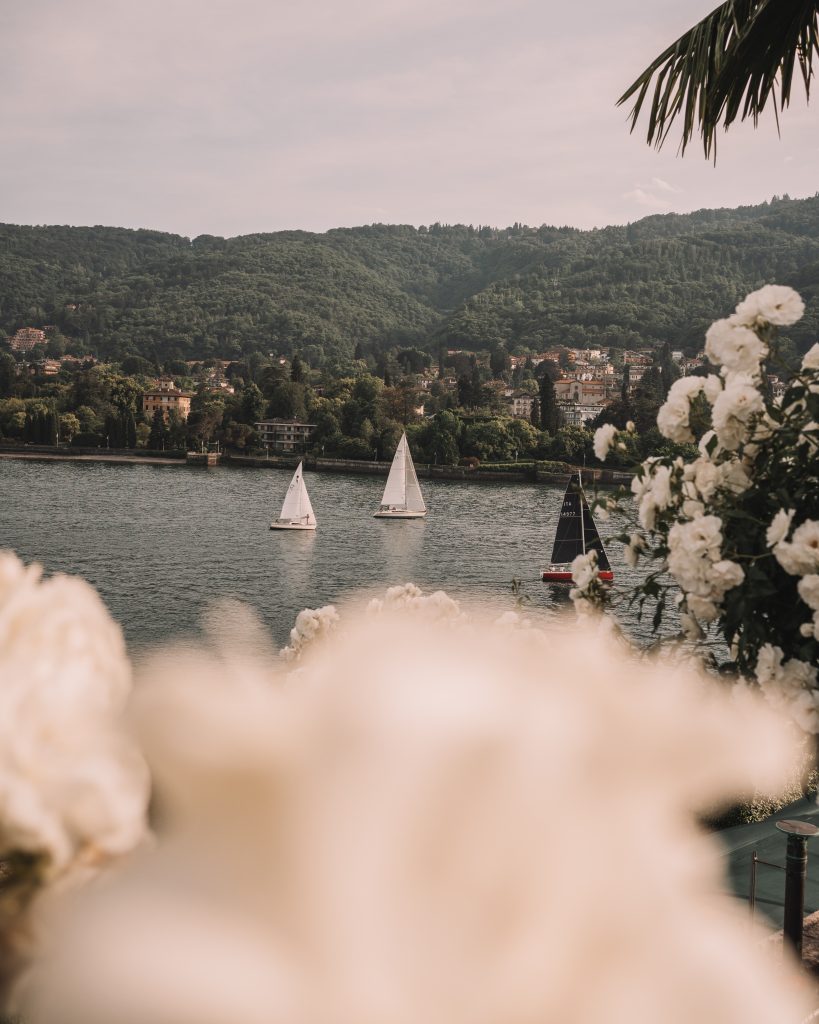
[0, 445, 633, 486]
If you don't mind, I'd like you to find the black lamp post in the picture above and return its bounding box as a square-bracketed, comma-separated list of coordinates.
[776, 819, 819, 957]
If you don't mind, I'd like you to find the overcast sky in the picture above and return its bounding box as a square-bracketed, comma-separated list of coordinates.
[1, 0, 816, 238]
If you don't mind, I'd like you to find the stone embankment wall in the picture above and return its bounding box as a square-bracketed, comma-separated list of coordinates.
[0, 444, 633, 486]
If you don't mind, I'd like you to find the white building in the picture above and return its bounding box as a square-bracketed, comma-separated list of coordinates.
[509, 393, 535, 419]
[254, 419, 316, 452]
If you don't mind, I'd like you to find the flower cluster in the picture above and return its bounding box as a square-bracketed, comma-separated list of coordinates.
[591, 285, 819, 730]
[0, 552, 149, 995]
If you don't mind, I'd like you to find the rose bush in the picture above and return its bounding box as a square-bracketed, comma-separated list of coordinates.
[584, 285, 819, 732]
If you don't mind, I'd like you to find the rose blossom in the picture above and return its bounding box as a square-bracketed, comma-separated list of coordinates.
[734, 284, 805, 328]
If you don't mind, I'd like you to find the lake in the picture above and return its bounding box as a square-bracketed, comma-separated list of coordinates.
[0, 458, 655, 651]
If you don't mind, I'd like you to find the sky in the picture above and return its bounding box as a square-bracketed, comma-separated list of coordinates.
[1, 0, 816, 238]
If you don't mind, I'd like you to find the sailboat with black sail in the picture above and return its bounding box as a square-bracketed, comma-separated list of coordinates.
[542, 471, 613, 582]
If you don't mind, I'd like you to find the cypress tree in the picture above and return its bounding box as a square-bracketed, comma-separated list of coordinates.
[539, 373, 559, 435]
[290, 354, 304, 383]
[621, 364, 631, 402]
[125, 411, 137, 448]
[149, 409, 167, 449]
[47, 410, 59, 446]
[529, 397, 540, 428]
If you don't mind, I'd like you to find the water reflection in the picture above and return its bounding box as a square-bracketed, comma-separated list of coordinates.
[0, 460, 670, 652]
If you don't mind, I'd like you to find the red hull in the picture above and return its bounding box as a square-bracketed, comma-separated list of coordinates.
[542, 570, 614, 583]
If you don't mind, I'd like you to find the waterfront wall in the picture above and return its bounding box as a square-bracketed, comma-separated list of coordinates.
[0, 444, 632, 486]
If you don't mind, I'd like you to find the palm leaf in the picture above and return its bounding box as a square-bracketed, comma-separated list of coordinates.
[618, 0, 819, 158]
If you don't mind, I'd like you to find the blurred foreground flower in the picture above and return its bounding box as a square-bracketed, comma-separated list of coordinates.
[20, 591, 814, 1024]
[0, 552, 149, 994]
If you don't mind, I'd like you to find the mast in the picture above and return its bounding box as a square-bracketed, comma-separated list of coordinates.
[578, 469, 586, 555]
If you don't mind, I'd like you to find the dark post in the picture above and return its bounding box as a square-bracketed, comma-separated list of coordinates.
[776, 819, 819, 957]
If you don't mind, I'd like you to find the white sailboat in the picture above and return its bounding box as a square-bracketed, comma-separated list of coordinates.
[270, 462, 317, 530]
[374, 432, 427, 519]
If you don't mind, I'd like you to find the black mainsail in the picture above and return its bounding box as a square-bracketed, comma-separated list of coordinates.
[549, 473, 611, 570]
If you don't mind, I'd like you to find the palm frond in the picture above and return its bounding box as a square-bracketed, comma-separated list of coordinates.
[618, 0, 819, 158]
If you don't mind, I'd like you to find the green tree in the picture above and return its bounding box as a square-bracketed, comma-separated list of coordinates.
[239, 382, 265, 424]
[0, 352, 16, 396]
[148, 408, 169, 449]
[290, 354, 305, 383]
[110, 376, 143, 415]
[267, 381, 307, 421]
[124, 410, 137, 448]
[59, 413, 80, 442]
[187, 388, 225, 445]
[489, 346, 510, 377]
[539, 373, 559, 435]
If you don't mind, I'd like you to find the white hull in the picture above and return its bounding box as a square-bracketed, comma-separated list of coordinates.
[373, 509, 426, 519]
[270, 520, 316, 531]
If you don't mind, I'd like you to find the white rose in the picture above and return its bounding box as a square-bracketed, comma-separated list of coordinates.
[766, 508, 794, 548]
[711, 374, 764, 450]
[679, 613, 704, 640]
[623, 533, 645, 569]
[755, 644, 784, 685]
[682, 499, 705, 519]
[571, 551, 599, 592]
[734, 284, 805, 328]
[774, 520, 819, 576]
[798, 575, 819, 611]
[593, 423, 617, 461]
[687, 595, 719, 622]
[802, 343, 819, 371]
[711, 560, 744, 593]
[705, 319, 768, 374]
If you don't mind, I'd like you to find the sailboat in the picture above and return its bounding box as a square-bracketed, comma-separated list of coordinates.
[270, 462, 317, 530]
[373, 433, 427, 519]
[542, 472, 613, 581]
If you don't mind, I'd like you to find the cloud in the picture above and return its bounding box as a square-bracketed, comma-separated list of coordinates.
[648, 177, 682, 193]
[622, 188, 673, 210]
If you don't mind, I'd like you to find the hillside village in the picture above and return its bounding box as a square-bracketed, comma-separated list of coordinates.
[1, 321, 791, 468]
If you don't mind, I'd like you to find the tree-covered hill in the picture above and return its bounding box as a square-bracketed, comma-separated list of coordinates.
[2, 194, 819, 364]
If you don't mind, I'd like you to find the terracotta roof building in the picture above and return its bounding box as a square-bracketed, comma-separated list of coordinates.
[142, 378, 193, 421]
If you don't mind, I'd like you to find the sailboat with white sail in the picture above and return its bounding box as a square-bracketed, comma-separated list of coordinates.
[374, 432, 427, 519]
[270, 462, 317, 530]
[542, 471, 612, 581]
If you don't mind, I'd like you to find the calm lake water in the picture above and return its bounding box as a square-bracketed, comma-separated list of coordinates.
[0, 459, 654, 651]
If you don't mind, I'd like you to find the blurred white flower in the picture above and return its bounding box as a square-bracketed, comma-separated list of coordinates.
[631, 463, 675, 532]
[734, 284, 805, 328]
[679, 612, 703, 640]
[0, 553, 147, 876]
[570, 551, 598, 591]
[802, 343, 819, 371]
[687, 595, 719, 622]
[280, 604, 340, 661]
[21, 602, 812, 1024]
[755, 643, 819, 731]
[592, 423, 617, 461]
[623, 533, 645, 569]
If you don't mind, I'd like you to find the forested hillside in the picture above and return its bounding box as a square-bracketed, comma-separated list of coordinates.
[2, 194, 818, 364]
